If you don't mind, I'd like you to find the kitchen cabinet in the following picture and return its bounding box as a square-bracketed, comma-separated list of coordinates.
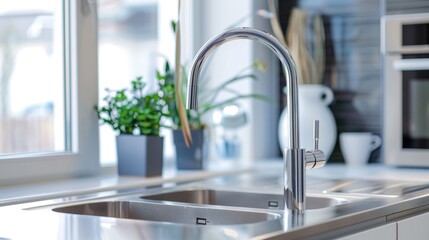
[338, 211, 429, 240]
[397, 211, 429, 240]
[337, 223, 396, 240]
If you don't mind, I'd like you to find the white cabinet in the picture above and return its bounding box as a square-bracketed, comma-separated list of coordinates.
[397, 211, 429, 240]
[336, 223, 396, 240]
[337, 211, 429, 240]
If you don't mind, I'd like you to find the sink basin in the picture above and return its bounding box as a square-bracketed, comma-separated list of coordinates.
[141, 189, 349, 210]
[53, 201, 280, 225]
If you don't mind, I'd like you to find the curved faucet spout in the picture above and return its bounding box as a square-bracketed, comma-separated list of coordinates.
[186, 27, 300, 150]
[185, 27, 324, 213]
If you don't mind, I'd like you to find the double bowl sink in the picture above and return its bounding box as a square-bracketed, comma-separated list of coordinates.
[53, 190, 283, 226]
[52, 188, 353, 226]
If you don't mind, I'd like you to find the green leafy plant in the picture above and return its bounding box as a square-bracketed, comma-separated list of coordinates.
[96, 76, 169, 136]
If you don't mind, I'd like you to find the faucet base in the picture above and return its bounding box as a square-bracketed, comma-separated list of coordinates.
[284, 148, 306, 213]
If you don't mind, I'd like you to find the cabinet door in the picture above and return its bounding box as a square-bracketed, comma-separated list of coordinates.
[398, 211, 429, 240]
[337, 223, 396, 240]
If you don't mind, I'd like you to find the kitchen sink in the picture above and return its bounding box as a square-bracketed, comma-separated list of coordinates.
[141, 189, 349, 210]
[52, 201, 281, 225]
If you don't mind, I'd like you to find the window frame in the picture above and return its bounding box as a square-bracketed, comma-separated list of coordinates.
[0, 0, 100, 184]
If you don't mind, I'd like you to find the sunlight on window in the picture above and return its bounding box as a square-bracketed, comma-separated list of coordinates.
[0, 0, 65, 156]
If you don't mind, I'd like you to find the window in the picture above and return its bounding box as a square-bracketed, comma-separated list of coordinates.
[0, 0, 99, 183]
[0, 0, 192, 182]
[0, 0, 200, 182]
[0, 1, 66, 156]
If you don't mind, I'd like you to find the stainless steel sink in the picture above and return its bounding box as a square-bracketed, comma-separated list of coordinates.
[141, 189, 349, 210]
[52, 201, 281, 225]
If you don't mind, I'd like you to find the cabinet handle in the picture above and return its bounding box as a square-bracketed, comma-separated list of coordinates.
[393, 58, 429, 71]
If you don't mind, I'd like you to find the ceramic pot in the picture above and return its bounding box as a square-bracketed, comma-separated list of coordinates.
[278, 84, 337, 159]
[173, 129, 207, 170]
[116, 135, 163, 177]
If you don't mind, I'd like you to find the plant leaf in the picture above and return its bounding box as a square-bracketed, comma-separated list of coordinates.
[171, 20, 177, 33]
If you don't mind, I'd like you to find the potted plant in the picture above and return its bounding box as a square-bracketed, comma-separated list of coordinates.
[96, 76, 169, 177]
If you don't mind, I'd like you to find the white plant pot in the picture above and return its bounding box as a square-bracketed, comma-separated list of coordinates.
[278, 84, 337, 159]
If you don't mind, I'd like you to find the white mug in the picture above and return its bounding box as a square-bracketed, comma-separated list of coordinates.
[340, 132, 382, 166]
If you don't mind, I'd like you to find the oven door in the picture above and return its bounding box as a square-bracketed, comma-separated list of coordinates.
[384, 55, 429, 166]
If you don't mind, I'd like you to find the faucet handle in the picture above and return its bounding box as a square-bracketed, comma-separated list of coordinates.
[313, 120, 319, 150]
[305, 120, 326, 169]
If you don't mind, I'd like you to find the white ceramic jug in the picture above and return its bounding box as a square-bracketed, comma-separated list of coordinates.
[278, 84, 337, 159]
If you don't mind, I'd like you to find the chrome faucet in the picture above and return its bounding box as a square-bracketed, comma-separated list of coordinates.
[186, 27, 326, 213]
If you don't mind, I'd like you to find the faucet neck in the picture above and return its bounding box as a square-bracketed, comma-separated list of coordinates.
[187, 27, 300, 149]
